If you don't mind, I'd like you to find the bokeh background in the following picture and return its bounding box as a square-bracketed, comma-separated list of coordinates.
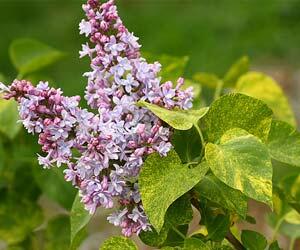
[0, 0, 299, 249]
[1, 0, 300, 118]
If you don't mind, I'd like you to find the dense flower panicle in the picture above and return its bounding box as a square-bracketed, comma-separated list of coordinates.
[0, 0, 193, 236]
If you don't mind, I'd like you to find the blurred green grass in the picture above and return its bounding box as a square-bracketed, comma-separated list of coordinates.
[0, 0, 300, 96]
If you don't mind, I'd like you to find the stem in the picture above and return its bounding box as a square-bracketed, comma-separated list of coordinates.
[271, 217, 284, 242]
[169, 223, 187, 240]
[214, 80, 224, 101]
[194, 124, 205, 158]
[225, 231, 245, 250]
[289, 237, 296, 250]
[186, 161, 200, 167]
[191, 197, 200, 211]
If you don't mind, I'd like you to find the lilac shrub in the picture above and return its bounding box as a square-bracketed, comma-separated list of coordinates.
[0, 0, 193, 237]
[1, 1, 299, 249]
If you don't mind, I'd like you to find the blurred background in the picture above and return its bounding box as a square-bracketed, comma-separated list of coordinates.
[0, 0, 299, 249]
[1, 0, 300, 116]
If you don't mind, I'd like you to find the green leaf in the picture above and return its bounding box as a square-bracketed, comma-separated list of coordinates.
[13, 164, 41, 202]
[198, 202, 230, 243]
[206, 214, 230, 242]
[160, 55, 189, 81]
[268, 241, 282, 250]
[0, 99, 21, 139]
[272, 164, 300, 215]
[33, 166, 76, 210]
[205, 128, 273, 207]
[164, 225, 189, 247]
[272, 187, 293, 218]
[70, 194, 92, 248]
[279, 174, 300, 211]
[0, 158, 41, 202]
[0, 73, 6, 82]
[195, 174, 248, 218]
[223, 56, 249, 87]
[203, 93, 273, 143]
[45, 216, 70, 250]
[143, 53, 189, 81]
[272, 161, 300, 188]
[9, 38, 64, 77]
[140, 195, 192, 247]
[236, 72, 296, 126]
[139, 225, 170, 247]
[183, 238, 210, 250]
[140, 225, 188, 248]
[138, 101, 208, 130]
[267, 120, 300, 167]
[100, 236, 138, 250]
[0, 142, 4, 174]
[165, 195, 193, 226]
[241, 230, 267, 250]
[271, 184, 300, 236]
[212, 246, 234, 250]
[0, 198, 43, 245]
[6, 235, 41, 250]
[69, 228, 87, 250]
[284, 209, 300, 225]
[172, 127, 202, 163]
[139, 150, 209, 232]
[193, 72, 221, 89]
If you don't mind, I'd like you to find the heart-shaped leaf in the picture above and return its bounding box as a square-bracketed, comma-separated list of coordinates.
[139, 149, 209, 232]
[205, 128, 273, 207]
[195, 173, 248, 218]
[267, 120, 300, 167]
[203, 93, 273, 143]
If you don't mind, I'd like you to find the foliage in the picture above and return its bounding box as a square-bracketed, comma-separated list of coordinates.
[205, 128, 273, 207]
[100, 236, 138, 250]
[9, 38, 64, 78]
[70, 193, 92, 249]
[130, 55, 298, 250]
[139, 150, 208, 232]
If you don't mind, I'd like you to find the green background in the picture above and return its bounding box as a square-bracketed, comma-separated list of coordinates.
[1, 0, 300, 97]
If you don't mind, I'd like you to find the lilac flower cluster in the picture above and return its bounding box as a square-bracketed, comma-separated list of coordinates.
[0, 0, 193, 236]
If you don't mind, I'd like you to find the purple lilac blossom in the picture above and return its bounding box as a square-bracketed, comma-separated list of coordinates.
[0, 0, 193, 236]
